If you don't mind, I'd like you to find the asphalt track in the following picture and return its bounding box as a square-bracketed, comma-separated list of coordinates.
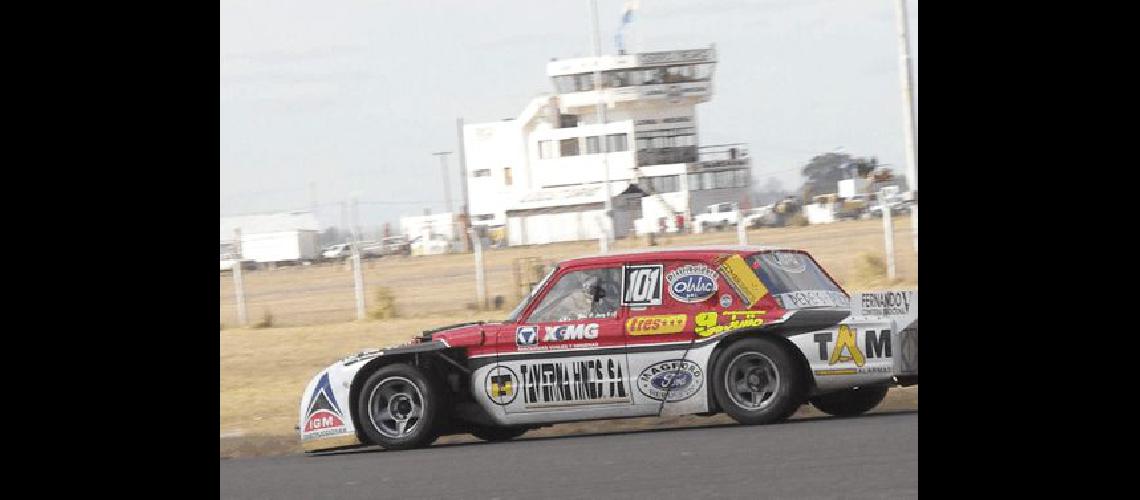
[220, 411, 917, 499]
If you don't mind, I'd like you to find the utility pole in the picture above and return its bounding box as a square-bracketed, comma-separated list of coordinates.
[308, 181, 317, 215]
[433, 151, 456, 250]
[589, 0, 614, 253]
[894, 0, 918, 255]
[457, 118, 472, 252]
[232, 228, 248, 326]
[433, 151, 454, 215]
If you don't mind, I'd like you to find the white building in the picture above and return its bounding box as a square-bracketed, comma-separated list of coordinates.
[462, 45, 752, 245]
[220, 211, 321, 264]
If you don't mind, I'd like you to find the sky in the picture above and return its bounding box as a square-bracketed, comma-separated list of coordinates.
[220, 0, 917, 230]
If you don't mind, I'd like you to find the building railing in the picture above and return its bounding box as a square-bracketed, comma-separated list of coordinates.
[637, 147, 697, 166]
[698, 143, 749, 161]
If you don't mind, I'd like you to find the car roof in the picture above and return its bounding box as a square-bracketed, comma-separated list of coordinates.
[558, 245, 803, 267]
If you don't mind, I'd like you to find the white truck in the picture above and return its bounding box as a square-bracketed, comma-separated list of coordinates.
[695, 202, 740, 231]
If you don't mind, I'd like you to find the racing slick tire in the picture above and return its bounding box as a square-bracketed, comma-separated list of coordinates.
[712, 337, 806, 426]
[470, 426, 529, 442]
[356, 363, 442, 450]
[809, 384, 890, 417]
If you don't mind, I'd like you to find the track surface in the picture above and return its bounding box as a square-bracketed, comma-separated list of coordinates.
[220, 411, 917, 499]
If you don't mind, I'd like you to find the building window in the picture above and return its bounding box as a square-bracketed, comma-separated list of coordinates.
[640, 175, 679, 194]
[504, 167, 513, 186]
[716, 170, 734, 189]
[703, 171, 715, 189]
[735, 169, 750, 188]
[606, 133, 628, 152]
[560, 138, 580, 157]
[559, 115, 579, 128]
[538, 140, 556, 159]
[473, 214, 495, 221]
[586, 136, 601, 154]
[472, 169, 492, 177]
[688, 173, 702, 191]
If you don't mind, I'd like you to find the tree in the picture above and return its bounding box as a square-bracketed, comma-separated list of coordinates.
[800, 152, 879, 200]
[752, 176, 788, 206]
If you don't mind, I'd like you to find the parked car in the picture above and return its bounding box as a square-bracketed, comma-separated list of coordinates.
[297, 245, 919, 452]
[380, 236, 411, 256]
[321, 243, 352, 260]
[695, 202, 740, 231]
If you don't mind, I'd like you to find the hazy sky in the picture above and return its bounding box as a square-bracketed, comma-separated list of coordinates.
[221, 0, 917, 230]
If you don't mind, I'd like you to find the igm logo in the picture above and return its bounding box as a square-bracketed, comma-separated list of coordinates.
[812, 325, 892, 375]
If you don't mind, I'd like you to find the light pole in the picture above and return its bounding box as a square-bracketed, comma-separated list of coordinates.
[589, 0, 614, 253]
[433, 151, 459, 250]
[894, 0, 918, 255]
[432, 151, 454, 215]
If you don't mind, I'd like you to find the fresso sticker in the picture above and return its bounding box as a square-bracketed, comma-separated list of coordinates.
[621, 264, 663, 306]
[626, 314, 687, 336]
[520, 357, 629, 407]
[666, 264, 718, 303]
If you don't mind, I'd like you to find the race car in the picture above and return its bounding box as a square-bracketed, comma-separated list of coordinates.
[298, 245, 918, 452]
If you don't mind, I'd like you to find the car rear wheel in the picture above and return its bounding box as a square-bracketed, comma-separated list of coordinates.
[713, 337, 806, 425]
[470, 426, 529, 442]
[810, 385, 889, 417]
[356, 364, 441, 450]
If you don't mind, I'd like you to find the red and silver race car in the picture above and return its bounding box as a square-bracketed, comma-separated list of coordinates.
[298, 246, 918, 451]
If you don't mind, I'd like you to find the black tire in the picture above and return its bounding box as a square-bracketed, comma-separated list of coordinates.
[470, 426, 529, 442]
[810, 385, 890, 417]
[712, 337, 806, 425]
[356, 363, 442, 450]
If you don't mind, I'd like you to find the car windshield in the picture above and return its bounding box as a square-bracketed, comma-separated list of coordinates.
[746, 251, 849, 309]
[506, 266, 559, 322]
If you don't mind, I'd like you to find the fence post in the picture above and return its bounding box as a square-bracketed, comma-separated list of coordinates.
[881, 190, 896, 280]
[470, 228, 487, 310]
[232, 228, 248, 326]
[736, 209, 748, 245]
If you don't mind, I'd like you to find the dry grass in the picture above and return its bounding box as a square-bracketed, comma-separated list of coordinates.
[219, 218, 916, 327]
[219, 218, 918, 458]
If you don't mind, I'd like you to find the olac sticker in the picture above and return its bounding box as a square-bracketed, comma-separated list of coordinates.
[666, 264, 718, 303]
[718, 254, 768, 307]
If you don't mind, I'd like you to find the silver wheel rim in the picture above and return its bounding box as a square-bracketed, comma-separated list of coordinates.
[724, 352, 780, 410]
[367, 376, 425, 439]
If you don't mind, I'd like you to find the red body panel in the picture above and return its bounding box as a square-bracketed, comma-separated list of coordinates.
[429, 247, 834, 358]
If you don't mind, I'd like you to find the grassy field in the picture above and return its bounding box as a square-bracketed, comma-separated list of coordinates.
[220, 218, 917, 458]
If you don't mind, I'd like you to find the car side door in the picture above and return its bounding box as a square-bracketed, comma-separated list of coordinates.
[491, 264, 640, 422]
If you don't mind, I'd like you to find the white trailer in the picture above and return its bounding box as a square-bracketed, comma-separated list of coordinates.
[240, 230, 320, 264]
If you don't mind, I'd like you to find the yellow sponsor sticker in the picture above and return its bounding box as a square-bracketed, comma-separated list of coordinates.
[814, 368, 859, 376]
[718, 254, 769, 307]
[693, 310, 766, 337]
[626, 314, 688, 336]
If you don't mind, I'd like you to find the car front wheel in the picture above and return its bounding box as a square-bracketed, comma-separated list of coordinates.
[356, 363, 441, 450]
[809, 385, 889, 417]
[712, 337, 806, 425]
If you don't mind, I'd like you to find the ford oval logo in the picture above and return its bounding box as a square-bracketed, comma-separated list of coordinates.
[650, 371, 692, 391]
